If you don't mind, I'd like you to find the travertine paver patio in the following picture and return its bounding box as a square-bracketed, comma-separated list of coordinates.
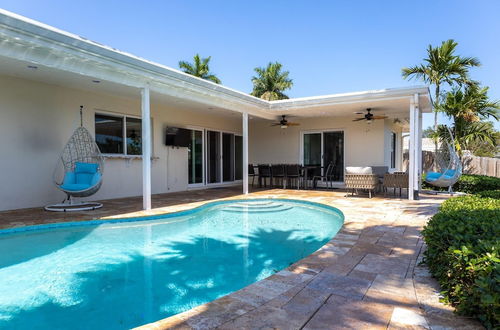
[0, 187, 482, 329]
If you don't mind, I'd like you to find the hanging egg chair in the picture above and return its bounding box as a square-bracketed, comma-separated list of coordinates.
[45, 106, 105, 212]
[424, 126, 462, 194]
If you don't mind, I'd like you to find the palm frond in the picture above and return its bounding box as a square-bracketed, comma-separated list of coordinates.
[178, 54, 221, 84]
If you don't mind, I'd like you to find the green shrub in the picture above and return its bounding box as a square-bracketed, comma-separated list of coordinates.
[422, 195, 500, 328]
[422, 174, 500, 194]
[477, 190, 500, 199]
[455, 175, 500, 194]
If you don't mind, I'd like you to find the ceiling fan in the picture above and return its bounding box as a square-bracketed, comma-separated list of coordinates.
[271, 115, 300, 128]
[353, 108, 388, 122]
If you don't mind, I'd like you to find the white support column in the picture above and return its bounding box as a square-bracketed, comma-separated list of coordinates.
[417, 109, 423, 191]
[242, 112, 249, 195]
[408, 94, 420, 200]
[141, 85, 152, 210]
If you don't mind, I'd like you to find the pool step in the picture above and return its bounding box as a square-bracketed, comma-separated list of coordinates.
[221, 202, 293, 213]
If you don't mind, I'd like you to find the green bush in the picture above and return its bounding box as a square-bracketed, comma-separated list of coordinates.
[477, 190, 500, 199]
[422, 195, 500, 328]
[455, 175, 500, 194]
[422, 174, 500, 194]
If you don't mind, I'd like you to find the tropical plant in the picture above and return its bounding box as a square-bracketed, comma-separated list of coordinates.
[422, 126, 436, 138]
[178, 54, 221, 84]
[466, 124, 500, 157]
[436, 84, 499, 156]
[251, 62, 293, 101]
[402, 39, 480, 133]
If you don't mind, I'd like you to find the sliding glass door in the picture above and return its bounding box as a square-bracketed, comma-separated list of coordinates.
[207, 130, 221, 184]
[303, 133, 322, 167]
[234, 135, 243, 180]
[323, 131, 344, 181]
[188, 130, 203, 185]
[205, 130, 242, 185]
[222, 133, 234, 182]
[303, 131, 344, 181]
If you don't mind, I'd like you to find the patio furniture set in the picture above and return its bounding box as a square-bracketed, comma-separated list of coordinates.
[249, 164, 409, 198]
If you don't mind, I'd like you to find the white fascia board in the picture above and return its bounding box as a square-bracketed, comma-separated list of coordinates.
[269, 86, 432, 110]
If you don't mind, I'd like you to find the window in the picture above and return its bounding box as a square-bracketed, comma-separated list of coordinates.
[95, 113, 142, 155]
[390, 132, 397, 168]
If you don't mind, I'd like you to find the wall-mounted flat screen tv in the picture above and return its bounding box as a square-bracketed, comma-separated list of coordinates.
[165, 127, 191, 147]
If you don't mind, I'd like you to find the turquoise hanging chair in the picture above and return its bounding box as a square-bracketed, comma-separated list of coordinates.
[45, 106, 105, 211]
[424, 127, 462, 193]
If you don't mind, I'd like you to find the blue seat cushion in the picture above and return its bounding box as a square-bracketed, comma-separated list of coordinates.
[60, 183, 92, 191]
[426, 172, 441, 181]
[75, 162, 99, 174]
[60, 163, 101, 191]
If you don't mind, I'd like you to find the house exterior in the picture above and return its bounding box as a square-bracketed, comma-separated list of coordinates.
[0, 10, 431, 211]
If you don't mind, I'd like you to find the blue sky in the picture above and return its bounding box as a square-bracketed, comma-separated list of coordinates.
[1, 0, 499, 129]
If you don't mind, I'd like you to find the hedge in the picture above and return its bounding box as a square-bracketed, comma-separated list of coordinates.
[422, 195, 500, 328]
[476, 190, 500, 199]
[422, 174, 500, 194]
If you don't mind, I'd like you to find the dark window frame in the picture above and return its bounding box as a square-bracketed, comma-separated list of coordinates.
[95, 112, 144, 156]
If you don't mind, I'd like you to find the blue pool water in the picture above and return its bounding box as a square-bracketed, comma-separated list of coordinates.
[0, 199, 343, 329]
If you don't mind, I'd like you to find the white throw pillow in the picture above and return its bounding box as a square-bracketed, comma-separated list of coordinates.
[345, 167, 373, 174]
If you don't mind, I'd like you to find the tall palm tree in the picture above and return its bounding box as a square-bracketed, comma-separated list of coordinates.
[402, 39, 480, 132]
[179, 54, 221, 84]
[437, 84, 499, 156]
[251, 62, 293, 101]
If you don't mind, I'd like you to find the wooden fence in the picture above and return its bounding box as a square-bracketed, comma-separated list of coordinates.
[403, 151, 500, 178]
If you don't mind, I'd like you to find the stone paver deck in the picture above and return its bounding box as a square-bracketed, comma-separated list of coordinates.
[0, 187, 483, 329]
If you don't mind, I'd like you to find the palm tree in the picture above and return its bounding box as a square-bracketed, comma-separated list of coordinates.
[440, 83, 499, 123]
[251, 62, 293, 101]
[437, 84, 499, 156]
[402, 39, 480, 132]
[178, 54, 221, 84]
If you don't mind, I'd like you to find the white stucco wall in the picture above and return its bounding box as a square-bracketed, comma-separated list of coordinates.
[249, 116, 388, 167]
[0, 75, 240, 211]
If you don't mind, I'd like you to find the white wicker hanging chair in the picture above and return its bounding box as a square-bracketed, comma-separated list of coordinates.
[45, 106, 105, 212]
[424, 126, 462, 193]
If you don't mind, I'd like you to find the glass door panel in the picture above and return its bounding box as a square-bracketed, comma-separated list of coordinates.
[222, 133, 234, 182]
[234, 135, 243, 180]
[207, 130, 221, 183]
[188, 130, 203, 184]
[323, 131, 344, 181]
[303, 133, 322, 166]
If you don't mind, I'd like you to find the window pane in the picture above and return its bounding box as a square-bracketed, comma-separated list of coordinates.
[222, 133, 234, 182]
[303, 133, 321, 166]
[188, 130, 203, 184]
[95, 114, 124, 154]
[207, 131, 221, 183]
[324, 131, 344, 181]
[126, 118, 142, 155]
[234, 136, 243, 180]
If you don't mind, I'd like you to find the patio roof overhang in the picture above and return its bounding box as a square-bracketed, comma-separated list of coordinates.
[0, 9, 431, 121]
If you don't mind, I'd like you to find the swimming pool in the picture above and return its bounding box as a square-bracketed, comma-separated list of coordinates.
[0, 199, 343, 329]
